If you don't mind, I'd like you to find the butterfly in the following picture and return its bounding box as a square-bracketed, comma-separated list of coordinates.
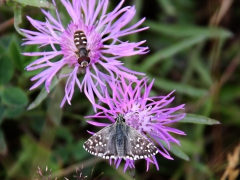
[83, 114, 158, 160]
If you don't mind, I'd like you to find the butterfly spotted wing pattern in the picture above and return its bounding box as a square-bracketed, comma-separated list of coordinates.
[83, 114, 158, 160]
[83, 125, 118, 159]
[125, 125, 158, 160]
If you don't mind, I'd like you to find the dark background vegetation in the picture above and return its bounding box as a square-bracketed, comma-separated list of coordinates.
[0, 0, 240, 179]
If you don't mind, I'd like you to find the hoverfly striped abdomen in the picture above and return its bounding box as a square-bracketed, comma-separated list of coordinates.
[74, 30, 90, 68]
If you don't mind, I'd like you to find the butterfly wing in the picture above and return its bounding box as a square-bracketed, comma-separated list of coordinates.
[124, 125, 158, 160]
[83, 124, 118, 159]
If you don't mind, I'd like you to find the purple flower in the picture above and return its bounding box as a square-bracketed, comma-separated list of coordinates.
[22, 0, 148, 107]
[86, 78, 186, 171]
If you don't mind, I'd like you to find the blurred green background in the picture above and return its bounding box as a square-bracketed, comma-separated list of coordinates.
[0, 0, 240, 179]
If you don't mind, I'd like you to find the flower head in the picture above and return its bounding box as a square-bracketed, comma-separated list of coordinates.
[86, 78, 186, 171]
[22, 0, 148, 107]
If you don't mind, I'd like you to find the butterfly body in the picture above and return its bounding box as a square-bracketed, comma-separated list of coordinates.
[115, 123, 126, 156]
[83, 114, 158, 160]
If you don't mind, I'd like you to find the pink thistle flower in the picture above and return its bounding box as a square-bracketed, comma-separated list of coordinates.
[22, 0, 148, 107]
[86, 78, 186, 171]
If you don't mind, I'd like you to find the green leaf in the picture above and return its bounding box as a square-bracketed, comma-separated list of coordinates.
[194, 59, 212, 86]
[55, 146, 70, 163]
[1, 87, 28, 107]
[145, 21, 233, 38]
[141, 35, 206, 71]
[0, 104, 5, 125]
[157, 0, 176, 16]
[140, 22, 233, 71]
[0, 43, 5, 56]
[14, 4, 24, 36]
[8, 36, 23, 71]
[12, 0, 55, 9]
[0, 129, 7, 155]
[192, 161, 214, 177]
[56, 127, 73, 144]
[0, 34, 15, 49]
[22, 45, 39, 66]
[5, 106, 25, 118]
[6, 0, 16, 6]
[153, 78, 208, 97]
[0, 54, 14, 85]
[72, 140, 89, 161]
[27, 77, 60, 110]
[160, 140, 189, 161]
[178, 138, 202, 155]
[169, 144, 190, 161]
[6, 136, 52, 178]
[179, 114, 220, 125]
[47, 83, 63, 126]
